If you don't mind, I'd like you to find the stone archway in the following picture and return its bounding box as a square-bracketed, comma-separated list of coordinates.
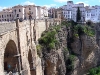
[28, 50, 36, 75]
[4, 40, 19, 74]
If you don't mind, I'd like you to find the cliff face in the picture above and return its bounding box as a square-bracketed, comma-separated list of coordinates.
[71, 35, 99, 75]
[37, 23, 100, 75]
[41, 25, 68, 75]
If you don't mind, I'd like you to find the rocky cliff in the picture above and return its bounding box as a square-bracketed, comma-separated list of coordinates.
[37, 21, 100, 75]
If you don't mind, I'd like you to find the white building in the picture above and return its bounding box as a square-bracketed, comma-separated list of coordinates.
[85, 6, 100, 23]
[24, 5, 38, 19]
[60, 1, 85, 22]
[60, 1, 100, 23]
[36, 6, 48, 19]
[12, 5, 25, 20]
[24, 5, 48, 19]
[72, 3, 85, 22]
[0, 9, 13, 21]
[0, 4, 48, 22]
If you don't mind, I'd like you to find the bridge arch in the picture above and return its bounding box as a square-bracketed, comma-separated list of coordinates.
[4, 40, 19, 73]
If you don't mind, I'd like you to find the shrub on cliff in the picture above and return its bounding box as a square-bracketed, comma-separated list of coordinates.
[38, 25, 61, 50]
[66, 54, 76, 72]
[87, 66, 100, 75]
[73, 24, 95, 37]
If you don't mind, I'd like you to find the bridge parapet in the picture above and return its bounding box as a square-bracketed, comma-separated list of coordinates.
[0, 19, 61, 35]
[0, 21, 16, 35]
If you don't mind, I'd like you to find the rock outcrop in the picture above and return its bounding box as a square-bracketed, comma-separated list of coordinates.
[41, 25, 67, 75]
[37, 23, 100, 75]
[71, 35, 99, 75]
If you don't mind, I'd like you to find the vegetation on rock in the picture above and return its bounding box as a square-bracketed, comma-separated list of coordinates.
[38, 25, 61, 51]
[61, 20, 95, 75]
[67, 54, 76, 71]
[87, 66, 100, 75]
[36, 45, 42, 57]
[74, 24, 95, 37]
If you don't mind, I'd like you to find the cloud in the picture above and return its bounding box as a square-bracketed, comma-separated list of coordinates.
[43, 4, 57, 8]
[76, 2, 89, 6]
[0, 6, 7, 11]
[22, 1, 35, 5]
[54, 0, 70, 3]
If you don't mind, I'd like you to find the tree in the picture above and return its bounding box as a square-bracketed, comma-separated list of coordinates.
[76, 7, 81, 22]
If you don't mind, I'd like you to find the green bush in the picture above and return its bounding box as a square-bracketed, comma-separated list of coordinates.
[87, 66, 100, 75]
[67, 55, 76, 71]
[53, 25, 61, 32]
[61, 21, 71, 28]
[73, 25, 95, 37]
[69, 55, 75, 61]
[83, 25, 95, 36]
[36, 45, 42, 50]
[36, 45, 42, 57]
[38, 25, 60, 50]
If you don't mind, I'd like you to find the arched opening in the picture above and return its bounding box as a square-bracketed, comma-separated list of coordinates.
[28, 50, 36, 75]
[4, 40, 19, 74]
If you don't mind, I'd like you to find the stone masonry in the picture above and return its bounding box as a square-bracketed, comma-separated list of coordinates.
[0, 18, 61, 75]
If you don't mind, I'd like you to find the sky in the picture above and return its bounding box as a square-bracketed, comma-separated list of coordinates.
[0, 0, 100, 10]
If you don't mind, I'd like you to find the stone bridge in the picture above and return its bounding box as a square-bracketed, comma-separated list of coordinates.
[0, 19, 61, 75]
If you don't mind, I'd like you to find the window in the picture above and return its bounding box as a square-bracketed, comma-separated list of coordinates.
[0, 15, 1, 18]
[14, 9, 16, 13]
[68, 11, 70, 14]
[2, 15, 3, 18]
[17, 14, 19, 17]
[68, 15, 70, 17]
[29, 8, 31, 10]
[10, 14, 11, 17]
[19, 9, 21, 12]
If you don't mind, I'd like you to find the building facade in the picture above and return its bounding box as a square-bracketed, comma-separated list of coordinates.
[48, 7, 63, 20]
[85, 6, 100, 23]
[0, 9, 13, 21]
[0, 5, 48, 22]
[12, 5, 25, 20]
[60, 1, 85, 22]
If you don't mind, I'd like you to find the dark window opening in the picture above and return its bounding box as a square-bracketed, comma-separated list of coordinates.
[17, 14, 19, 17]
[19, 9, 21, 12]
[14, 9, 16, 14]
[29, 8, 31, 10]
[10, 14, 11, 17]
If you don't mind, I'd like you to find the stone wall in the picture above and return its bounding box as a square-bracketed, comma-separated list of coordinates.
[0, 21, 16, 35]
[0, 19, 61, 75]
